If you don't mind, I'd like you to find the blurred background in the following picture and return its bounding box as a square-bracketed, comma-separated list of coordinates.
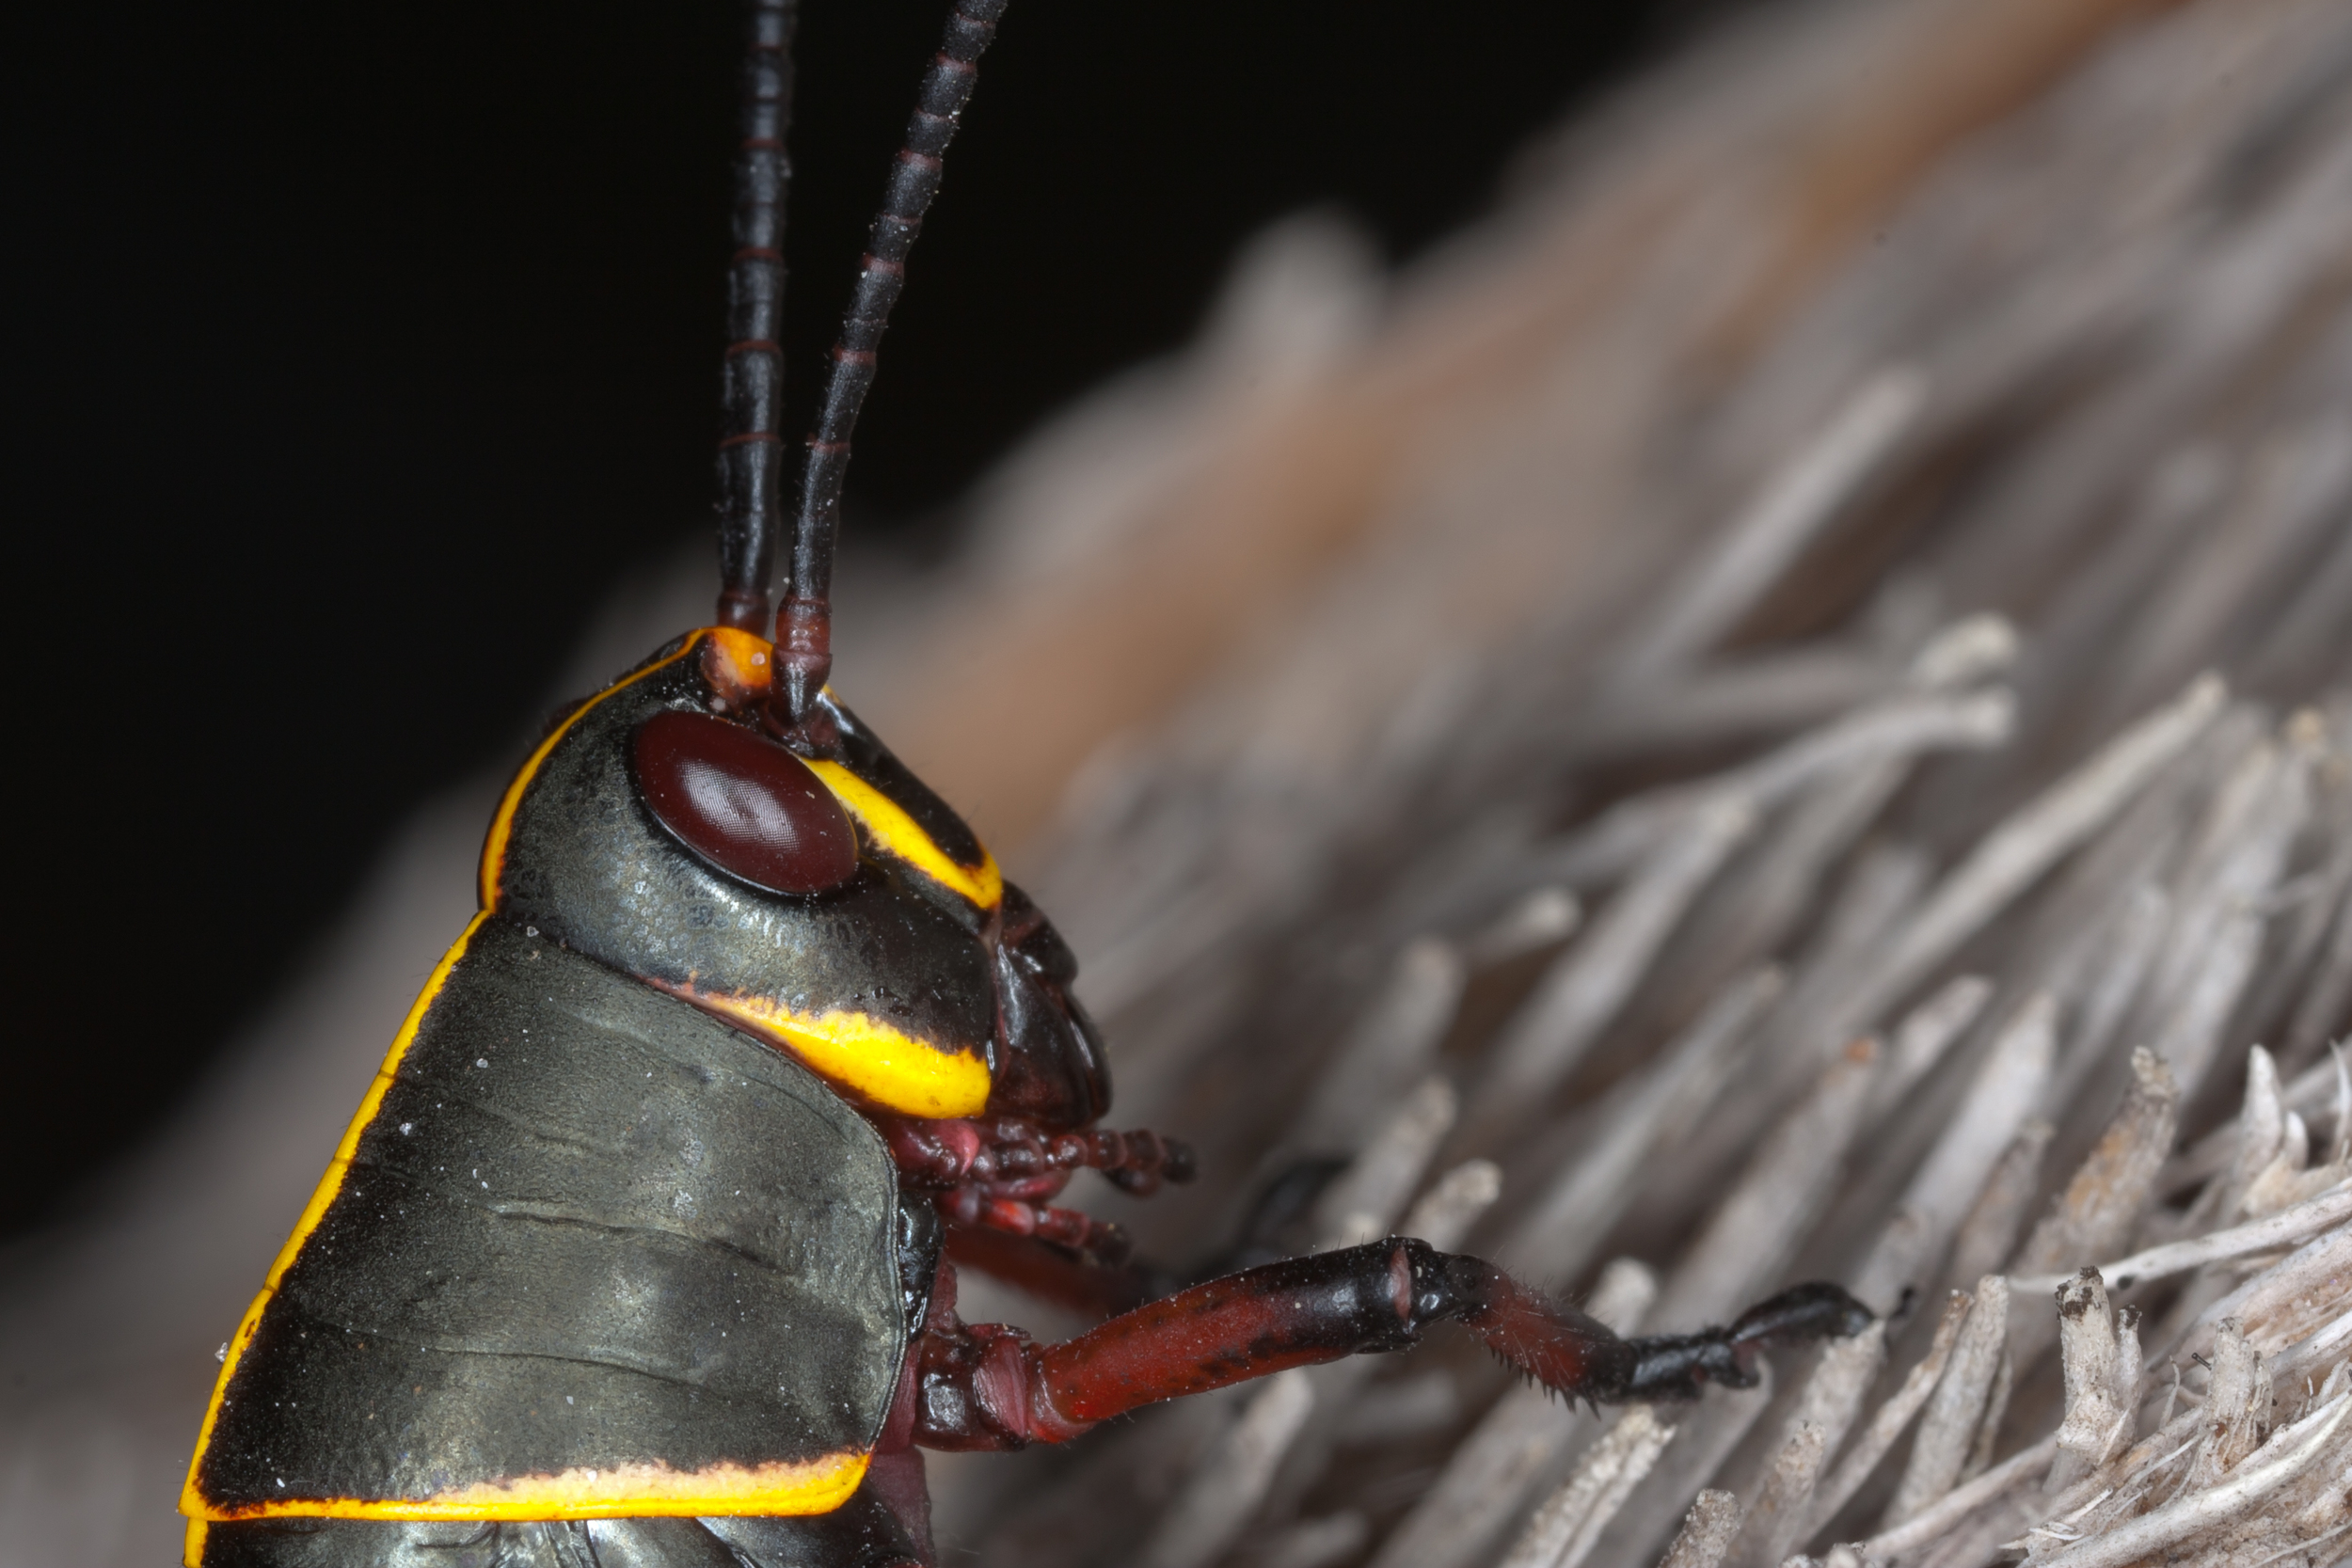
[7, 0, 2351, 1564]
[4, 0, 1730, 1244]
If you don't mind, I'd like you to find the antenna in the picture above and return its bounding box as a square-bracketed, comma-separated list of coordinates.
[714, 0, 801, 633]
[776, 0, 1010, 724]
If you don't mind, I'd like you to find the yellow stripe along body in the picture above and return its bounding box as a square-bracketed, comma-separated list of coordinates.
[187, 627, 1014, 1550]
[182, 911, 485, 1528]
[185, 911, 889, 1542]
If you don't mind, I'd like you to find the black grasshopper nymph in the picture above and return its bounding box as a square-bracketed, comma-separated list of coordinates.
[180, 4, 1871, 1563]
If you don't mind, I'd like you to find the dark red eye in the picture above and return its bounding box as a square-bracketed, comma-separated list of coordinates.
[632, 709, 859, 894]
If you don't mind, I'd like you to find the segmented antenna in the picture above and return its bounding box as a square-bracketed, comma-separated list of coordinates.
[777, 0, 1010, 723]
[714, 0, 800, 633]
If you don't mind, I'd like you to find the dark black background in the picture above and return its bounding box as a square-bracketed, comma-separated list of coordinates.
[4, 0, 1728, 1237]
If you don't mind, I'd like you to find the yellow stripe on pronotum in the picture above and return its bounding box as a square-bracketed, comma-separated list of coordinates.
[806, 758, 1004, 909]
[679, 986, 993, 1119]
[181, 911, 489, 1523]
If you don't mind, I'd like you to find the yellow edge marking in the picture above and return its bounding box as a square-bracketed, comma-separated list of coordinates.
[702, 625, 775, 701]
[194, 1450, 867, 1523]
[805, 758, 1003, 909]
[685, 987, 992, 1118]
[182, 1517, 207, 1567]
[181, 912, 489, 1522]
[477, 632, 708, 910]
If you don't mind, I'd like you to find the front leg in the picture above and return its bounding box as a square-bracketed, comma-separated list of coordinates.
[910, 1238, 1872, 1449]
[940, 1217, 1156, 1320]
[879, 1113, 1196, 1268]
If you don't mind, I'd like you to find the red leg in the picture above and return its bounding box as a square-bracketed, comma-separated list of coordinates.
[878, 1114, 1196, 1193]
[941, 1219, 1152, 1320]
[909, 1238, 1872, 1450]
[877, 1112, 1196, 1268]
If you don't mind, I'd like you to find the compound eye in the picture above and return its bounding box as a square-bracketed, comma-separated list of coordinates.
[632, 710, 859, 895]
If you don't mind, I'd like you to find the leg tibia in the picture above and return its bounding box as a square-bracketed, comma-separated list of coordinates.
[940, 1219, 1152, 1321]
